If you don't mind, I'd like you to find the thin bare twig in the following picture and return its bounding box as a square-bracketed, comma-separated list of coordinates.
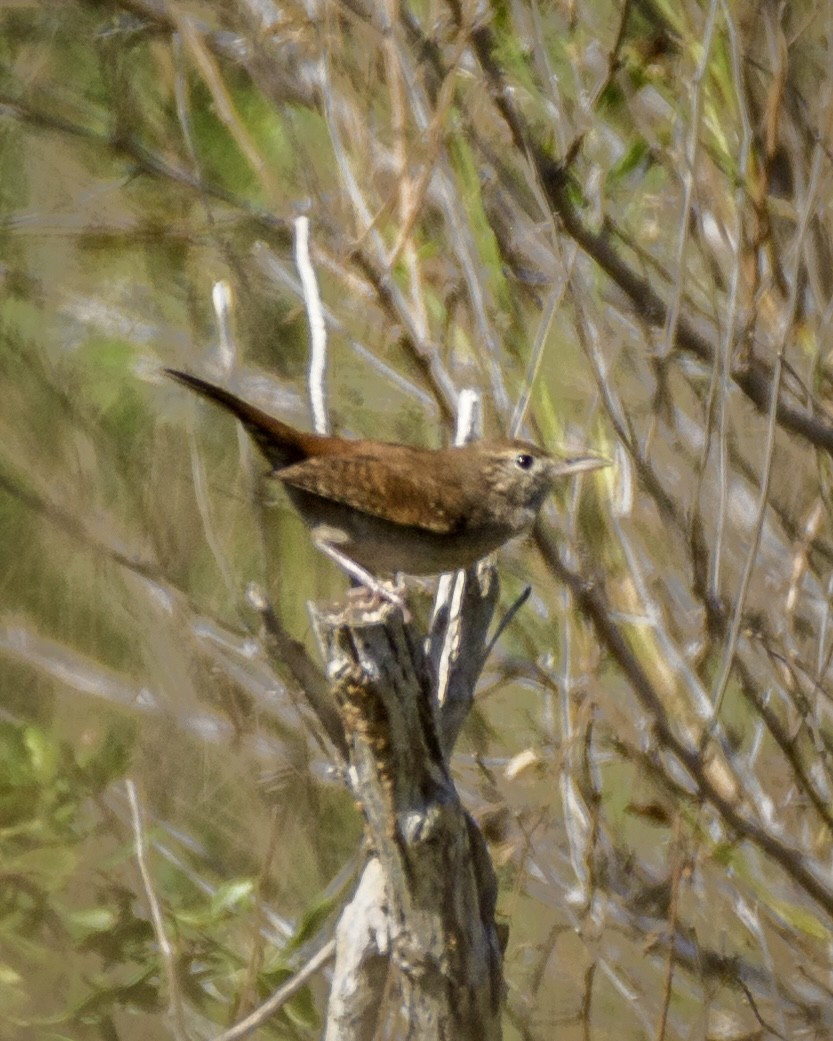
[707, 0, 755, 599]
[295, 215, 330, 433]
[655, 816, 683, 1041]
[213, 938, 336, 1041]
[126, 779, 188, 1041]
[661, 0, 720, 359]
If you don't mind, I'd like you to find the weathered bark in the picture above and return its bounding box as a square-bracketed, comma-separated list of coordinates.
[315, 566, 503, 1041]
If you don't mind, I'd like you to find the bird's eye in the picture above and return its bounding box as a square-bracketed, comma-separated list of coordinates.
[515, 453, 534, 470]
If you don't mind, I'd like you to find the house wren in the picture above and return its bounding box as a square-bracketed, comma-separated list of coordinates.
[166, 369, 608, 580]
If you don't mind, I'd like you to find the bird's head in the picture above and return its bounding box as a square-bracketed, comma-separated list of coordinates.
[472, 440, 609, 529]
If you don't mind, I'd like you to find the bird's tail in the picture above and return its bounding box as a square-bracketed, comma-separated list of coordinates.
[165, 369, 311, 469]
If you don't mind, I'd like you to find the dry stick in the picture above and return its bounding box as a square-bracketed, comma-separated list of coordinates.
[526, 0, 568, 149]
[586, 0, 633, 112]
[660, 0, 720, 361]
[314, 15, 430, 382]
[427, 385, 504, 755]
[234, 221, 339, 751]
[185, 407, 236, 594]
[172, 29, 213, 227]
[431, 388, 483, 714]
[322, 857, 391, 1041]
[481, 585, 531, 662]
[580, 963, 596, 1041]
[183, 282, 239, 596]
[212, 281, 236, 373]
[246, 583, 348, 761]
[126, 780, 188, 1041]
[232, 806, 282, 1023]
[295, 216, 330, 435]
[384, 28, 465, 274]
[212, 939, 337, 1041]
[734, 893, 789, 1039]
[559, 587, 591, 875]
[736, 978, 790, 1041]
[381, 0, 430, 343]
[509, 246, 576, 438]
[318, 599, 502, 1041]
[350, 240, 458, 425]
[654, 816, 683, 1041]
[815, 570, 833, 715]
[708, 0, 755, 598]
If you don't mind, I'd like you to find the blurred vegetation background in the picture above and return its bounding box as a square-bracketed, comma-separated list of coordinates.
[2, 0, 833, 1037]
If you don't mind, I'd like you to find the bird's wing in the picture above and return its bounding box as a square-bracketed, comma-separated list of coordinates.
[276, 451, 467, 534]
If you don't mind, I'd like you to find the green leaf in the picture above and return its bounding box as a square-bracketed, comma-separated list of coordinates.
[210, 878, 255, 916]
[286, 891, 339, 952]
[176, 877, 255, 928]
[66, 906, 119, 934]
[22, 727, 60, 784]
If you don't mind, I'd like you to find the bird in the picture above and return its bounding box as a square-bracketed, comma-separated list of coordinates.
[165, 369, 608, 590]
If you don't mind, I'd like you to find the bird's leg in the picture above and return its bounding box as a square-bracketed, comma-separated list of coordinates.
[312, 533, 406, 609]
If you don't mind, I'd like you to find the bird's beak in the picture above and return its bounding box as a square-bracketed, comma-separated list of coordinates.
[550, 451, 611, 478]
